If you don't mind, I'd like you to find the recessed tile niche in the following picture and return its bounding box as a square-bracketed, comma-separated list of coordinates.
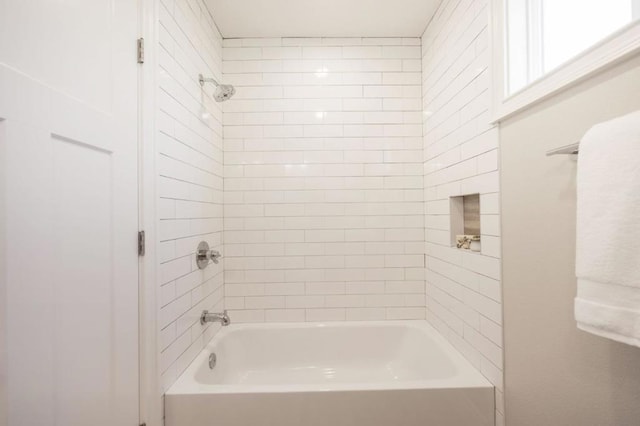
[450, 194, 481, 249]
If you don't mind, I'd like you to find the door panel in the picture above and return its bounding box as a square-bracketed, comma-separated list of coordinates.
[0, 0, 115, 112]
[0, 1, 139, 425]
[52, 136, 114, 425]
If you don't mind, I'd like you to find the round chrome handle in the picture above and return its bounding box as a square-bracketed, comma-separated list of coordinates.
[196, 241, 222, 269]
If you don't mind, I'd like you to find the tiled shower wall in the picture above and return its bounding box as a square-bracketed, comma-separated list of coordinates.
[421, 0, 503, 423]
[222, 38, 426, 323]
[156, 0, 225, 392]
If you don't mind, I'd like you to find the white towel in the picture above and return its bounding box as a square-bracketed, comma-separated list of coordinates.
[575, 110, 640, 348]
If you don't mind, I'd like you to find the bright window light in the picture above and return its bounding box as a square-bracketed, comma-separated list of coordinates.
[505, 0, 638, 95]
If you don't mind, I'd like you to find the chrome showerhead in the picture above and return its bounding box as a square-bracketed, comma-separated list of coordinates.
[213, 84, 236, 102]
[198, 73, 236, 102]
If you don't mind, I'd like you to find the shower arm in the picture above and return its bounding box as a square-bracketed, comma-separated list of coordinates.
[199, 74, 219, 87]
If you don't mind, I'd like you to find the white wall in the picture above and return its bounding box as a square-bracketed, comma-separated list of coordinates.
[0, 120, 6, 426]
[155, 0, 504, 419]
[156, 0, 225, 393]
[222, 38, 426, 323]
[501, 55, 640, 426]
[421, 0, 503, 423]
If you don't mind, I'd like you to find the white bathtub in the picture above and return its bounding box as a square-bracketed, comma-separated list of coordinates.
[166, 321, 494, 426]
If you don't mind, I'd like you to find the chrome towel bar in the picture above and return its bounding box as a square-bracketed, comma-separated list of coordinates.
[546, 142, 580, 156]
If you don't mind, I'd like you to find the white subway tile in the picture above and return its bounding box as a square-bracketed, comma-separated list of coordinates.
[386, 307, 425, 319]
[305, 308, 346, 321]
[262, 47, 302, 59]
[265, 309, 306, 322]
[223, 47, 262, 60]
[382, 46, 422, 58]
[421, 1, 502, 407]
[346, 308, 386, 320]
[217, 36, 484, 329]
[343, 46, 382, 59]
[302, 46, 343, 59]
[322, 37, 362, 46]
[286, 295, 325, 309]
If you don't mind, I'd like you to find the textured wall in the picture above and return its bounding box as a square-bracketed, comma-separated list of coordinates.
[421, 0, 503, 423]
[222, 37, 426, 323]
[157, 0, 225, 392]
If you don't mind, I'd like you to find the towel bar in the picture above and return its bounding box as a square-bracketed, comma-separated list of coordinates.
[546, 142, 580, 156]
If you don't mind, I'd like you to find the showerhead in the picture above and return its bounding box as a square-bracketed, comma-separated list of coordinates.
[198, 73, 236, 102]
[213, 84, 236, 102]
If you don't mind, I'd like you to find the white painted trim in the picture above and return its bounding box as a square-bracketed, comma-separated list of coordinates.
[489, 0, 506, 121]
[491, 0, 640, 122]
[526, 0, 544, 79]
[138, 0, 161, 424]
[0, 119, 7, 426]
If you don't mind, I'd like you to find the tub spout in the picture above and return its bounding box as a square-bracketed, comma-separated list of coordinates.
[201, 310, 230, 326]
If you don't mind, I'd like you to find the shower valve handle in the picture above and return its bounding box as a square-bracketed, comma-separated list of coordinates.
[196, 241, 222, 269]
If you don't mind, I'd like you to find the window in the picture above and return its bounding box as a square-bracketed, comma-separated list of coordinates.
[492, 0, 640, 120]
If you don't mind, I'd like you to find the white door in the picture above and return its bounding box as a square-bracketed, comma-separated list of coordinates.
[0, 1, 140, 425]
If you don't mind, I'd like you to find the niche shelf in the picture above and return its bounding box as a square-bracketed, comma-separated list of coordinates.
[450, 194, 481, 251]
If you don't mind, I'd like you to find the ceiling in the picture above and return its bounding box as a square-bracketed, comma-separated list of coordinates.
[205, 0, 442, 38]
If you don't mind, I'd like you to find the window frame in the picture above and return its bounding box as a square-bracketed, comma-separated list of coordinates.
[490, 0, 640, 122]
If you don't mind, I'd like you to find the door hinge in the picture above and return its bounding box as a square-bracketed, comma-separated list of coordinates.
[137, 38, 144, 64]
[138, 231, 145, 256]
[140, 423, 147, 426]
